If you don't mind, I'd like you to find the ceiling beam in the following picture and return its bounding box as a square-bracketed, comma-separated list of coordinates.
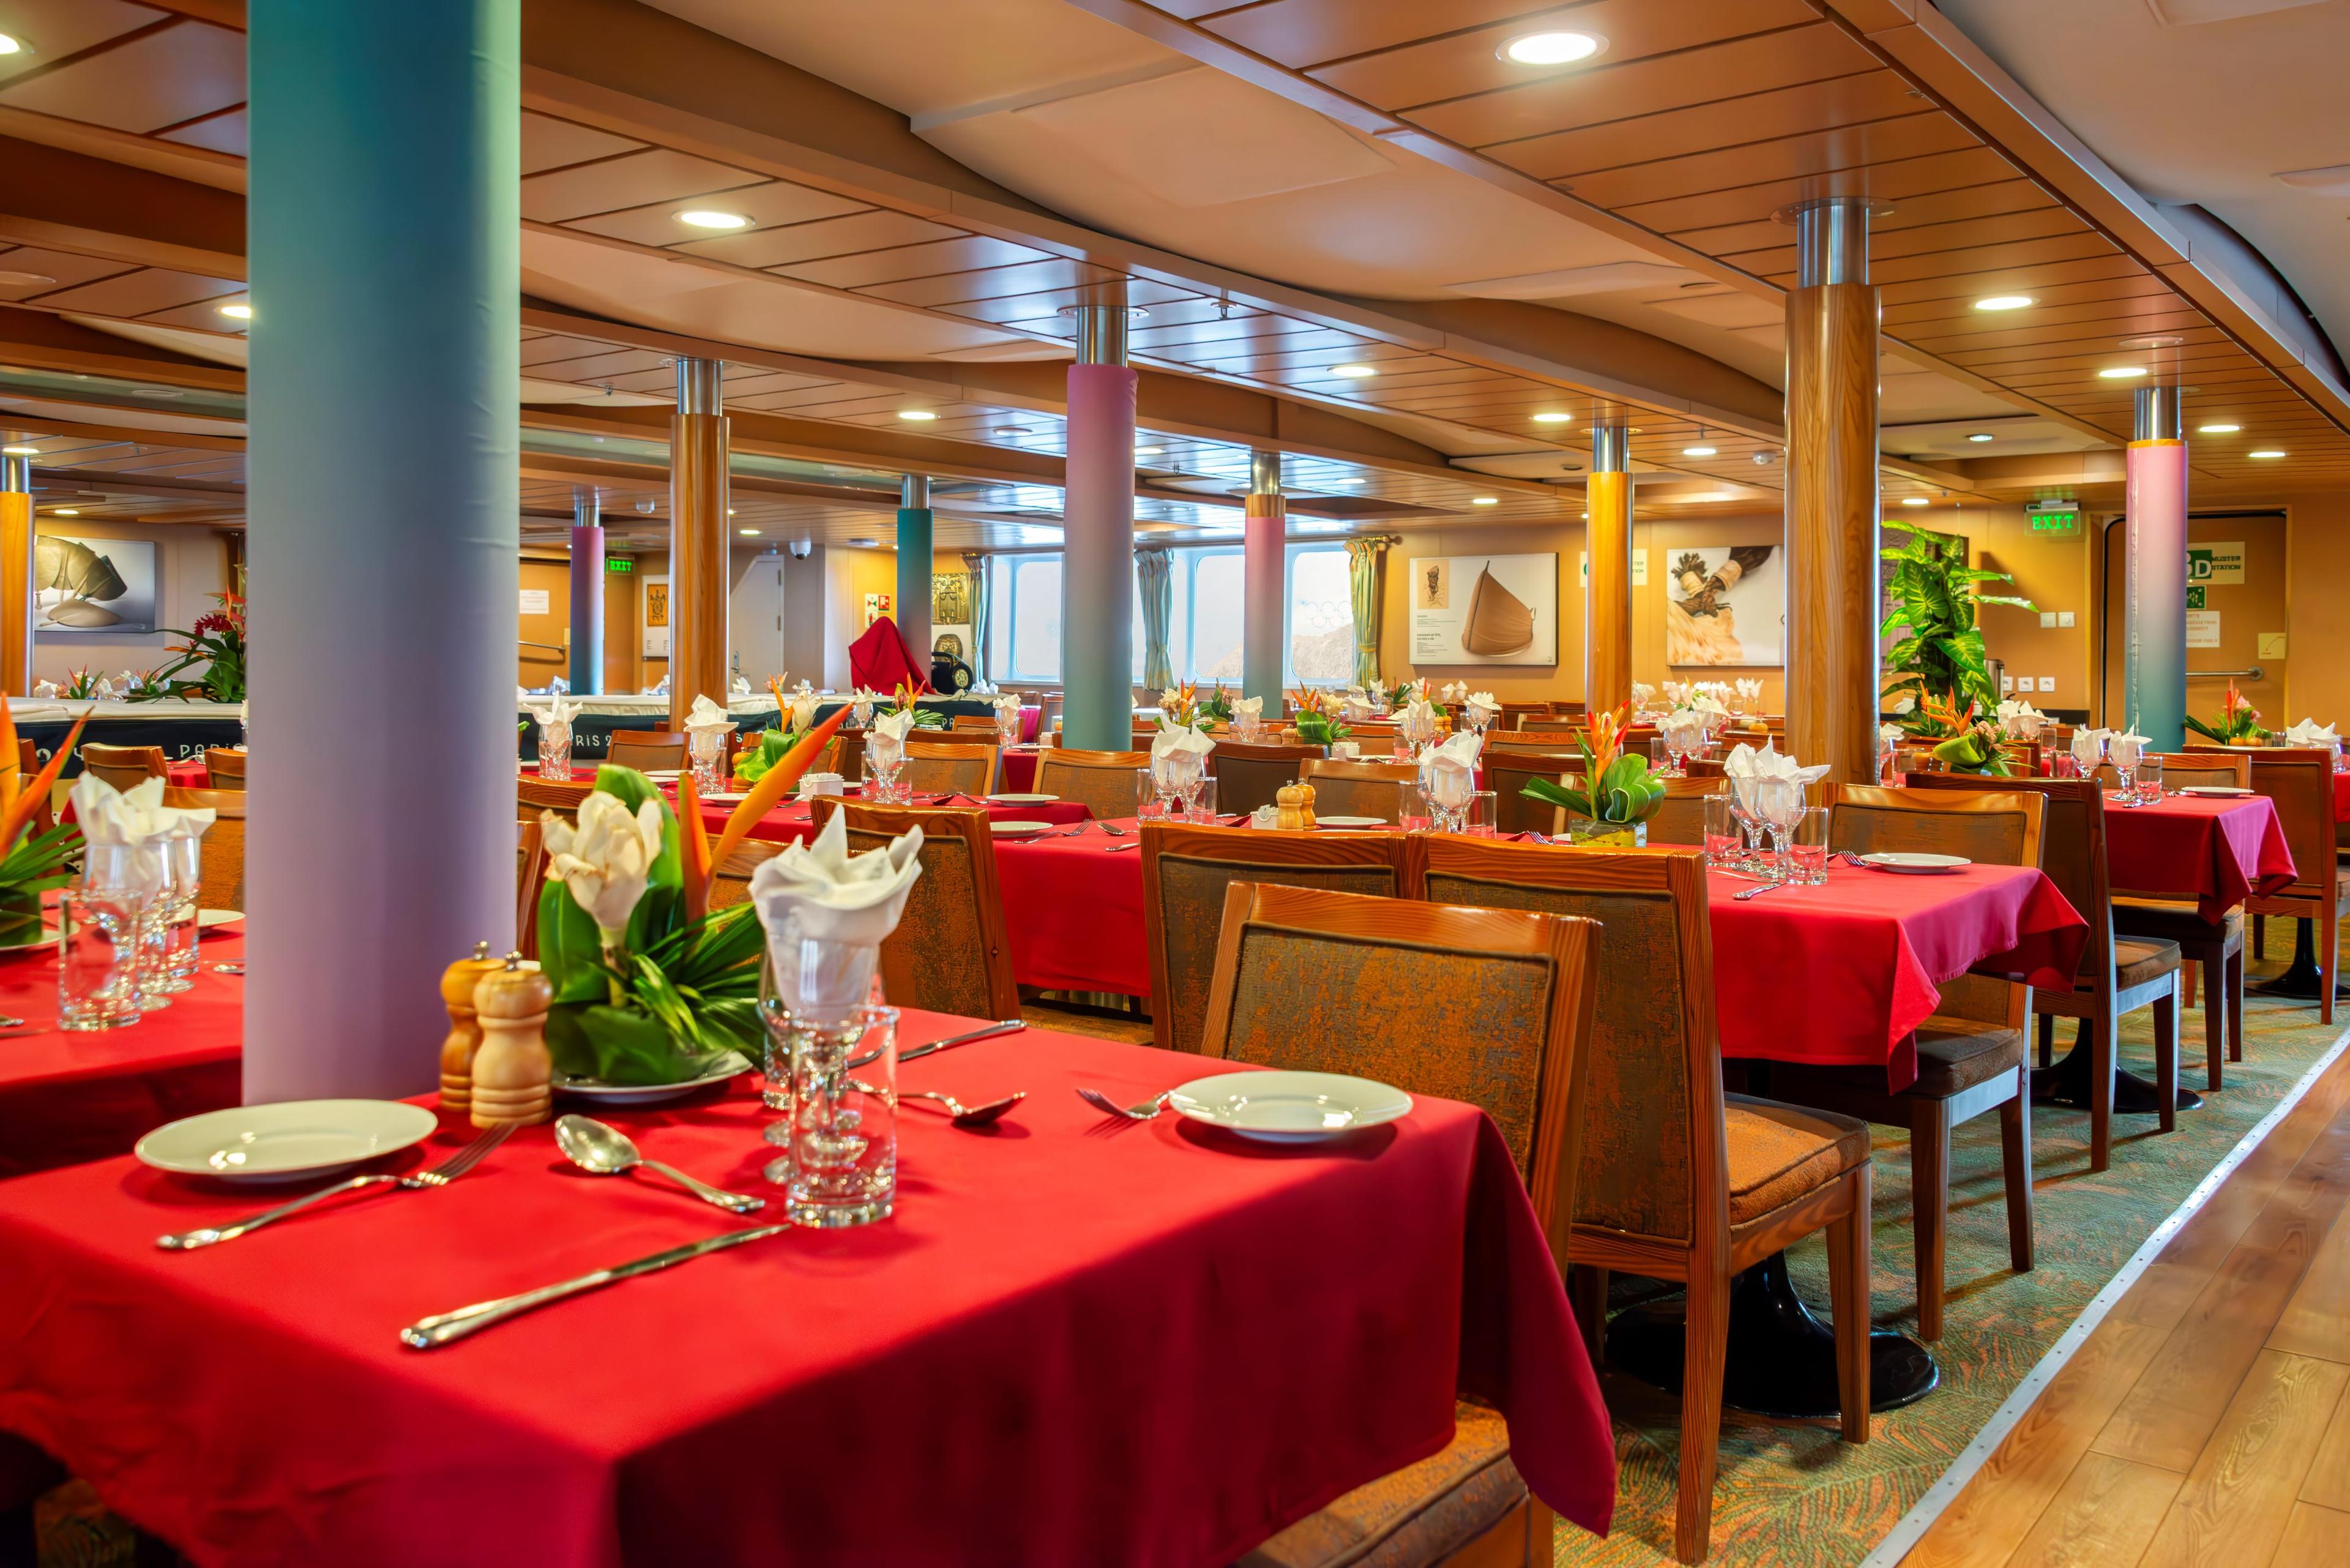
[0, 135, 245, 277]
[0, 305, 246, 392]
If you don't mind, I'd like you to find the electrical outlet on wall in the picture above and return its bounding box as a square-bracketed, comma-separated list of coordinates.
[2057, 611, 2075, 628]
[2039, 611, 2056, 628]
[2039, 678, 2055, 693]
[2001, 674, 2014, 692]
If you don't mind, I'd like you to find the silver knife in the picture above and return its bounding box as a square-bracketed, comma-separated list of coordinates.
[398, 1225, 788, 1350]
[848, 1018, 1025, 1071]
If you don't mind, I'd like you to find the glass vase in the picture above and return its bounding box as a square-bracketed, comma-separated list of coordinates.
[1567, 816, 1647, 848]
[688, 727, 729, 793]
[537, 719, 573, 782]
[763, 1000, 897, 1226]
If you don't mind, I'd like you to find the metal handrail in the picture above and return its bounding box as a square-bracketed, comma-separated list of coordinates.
[520, 640, 565, 658]
[2187, 666, 2264, 681]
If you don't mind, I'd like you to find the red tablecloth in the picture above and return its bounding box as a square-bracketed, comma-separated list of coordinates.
[2102, 792, 2296, 917]
[996, 820, 1150, 993]
[165, 760, 210, 789]
[0, 1013, 1615, 1566]
[2335, 770, 2349, 823]
[1001, 745, 1045, 793]
[0, 922, 245, 1179]
[1709, 862, 2086, 1088]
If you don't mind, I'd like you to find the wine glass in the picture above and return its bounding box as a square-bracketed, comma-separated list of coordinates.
[2109, 734, 2143, 804]
[1753, 775, 1804, 878]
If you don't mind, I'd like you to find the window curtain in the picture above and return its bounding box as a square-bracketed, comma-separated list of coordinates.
[1135, 547, 1175, 693]
[963, 551, 990, 682]
[1343, 536, 1391, 689]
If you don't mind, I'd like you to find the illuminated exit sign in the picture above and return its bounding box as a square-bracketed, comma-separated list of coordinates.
[605, 556, 634, 573]
[2026, 500, 2079, 536]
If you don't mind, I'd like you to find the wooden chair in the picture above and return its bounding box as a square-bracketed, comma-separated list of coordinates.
[1208, 739, 1326, 817]
[1411, 840, 1871, 1562]
[900, 739, 998, 796]
[1682, 756, 1726, 780]
[13, 739, 52, 835]
[516, 820, 546, 958]
[820, 728, 867, 782]
[1500, 702, 1552, 731]
[1647, 777, 1724, 848]
[1031, 747, 1150, 821]
[2113, 750, 2252, 1080]
[1483, 751, 1578, 837]
[1204, 881, 1597, 1568]
[950, 714, 998, 734]
[203, 747, 247, 790]
[518, 778, 592, 827]
[1774, 785, 2044, 1341]
[808, 801, 1020, 1020]
[603, 730, 688, 772]
[707, 838, 788, 911]
[2245, 748, 2347, 1025]
[1140, 822, 1413, 1056]
[2146, 750, 2250, 790]
[80, 742, 166, 794]
[162, 787, 245, 913]
[1908, 773, 2180, 1171]
[1297, 757, 1417, 823]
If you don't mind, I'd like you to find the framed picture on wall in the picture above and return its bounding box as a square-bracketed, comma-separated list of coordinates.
[1407, 553, 1557, 666]
[1665, 545, 1783, 666]
[932, 571, 971, 628]
[34, 534, 157, 635]
[641, 575, 670, 658]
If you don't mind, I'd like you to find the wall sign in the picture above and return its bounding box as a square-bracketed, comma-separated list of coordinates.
[2187, 543, 2244, 586]
[1575, 548, 1647, 587]
[518, 588, 550, 616]
[2185, 609, 2220, 649]
[605, 556, 633, 573]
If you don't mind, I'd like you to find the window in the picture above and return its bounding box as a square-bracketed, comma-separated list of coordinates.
[1287, 546, 1354, 684]
[1001, 554, 1063, 682]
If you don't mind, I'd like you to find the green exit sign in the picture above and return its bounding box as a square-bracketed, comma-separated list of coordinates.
[605, 556, 633, 573]
[2026, 500, 2080, 534]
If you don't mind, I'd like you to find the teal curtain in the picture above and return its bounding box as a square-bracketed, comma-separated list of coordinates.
[1136, 547, 1175, 692]
[1344, 537, 1390, 688]
[963, 551, 990, 682]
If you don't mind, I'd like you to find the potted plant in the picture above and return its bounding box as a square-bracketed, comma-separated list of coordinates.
[1880, 526, 2032, 713]
[1890, 690, 2013, 775]
[1289, 684, 1350, 747]
[0, 703, 86, 946]
[151, 577, 247, 703]
[1521, 704, 1665, 846]
[2184, 679, 2266, 745]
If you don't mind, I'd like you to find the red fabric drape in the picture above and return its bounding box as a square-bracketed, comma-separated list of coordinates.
[848, 616, 925, 693]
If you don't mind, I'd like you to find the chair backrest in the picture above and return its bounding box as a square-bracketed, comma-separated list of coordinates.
[203, 747, 247, 789]
[1297, 757, 1417, 822]
[162, 786, 246, 913]
[808, 800, 1020, 1018]
[950, 715, 998, 733]
[822, 728, 867, 781]
[1906, 772, 2113, 990]
[1827, 784, 2046, 1024]
[1682, 756, 1726, 779]
[1141, 821, 1413, 1055]
[707, 838, 788, 911]
[603, 730, 688, 771]
[1208, 740, 1327, 816]
[2247, 749, 2340, 900]
[1502, 703, 1553, 730]
[901, 739, 998, 796]
[2147, 750, 2249, 790]
[516, 820, 546, 958]
[1483, 750, 1578, 836]
[1199, 881, 1598, 1250]
[1414, 840, 1726, 1257]
[518, 778, 592, 827]
[1508, 727, 1587, 749]
[1032, 748, 1151, 821]
[13, 738, 52, 836]
[81, 742, 166, 794]
[1647, 776, 1723, 848]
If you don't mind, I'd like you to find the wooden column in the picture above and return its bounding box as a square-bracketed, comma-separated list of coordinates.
[1584, 425, 1632, 716]
[669, 356, 729, 730]
[1783, 200, 1881, 785]
[0, 447, 31, 696]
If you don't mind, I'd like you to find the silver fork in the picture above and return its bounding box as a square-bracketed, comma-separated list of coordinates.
[157, 1122, 515, 1250]
[1733, 879, 1791, 901]
[1077, 1086, 1171, 1121]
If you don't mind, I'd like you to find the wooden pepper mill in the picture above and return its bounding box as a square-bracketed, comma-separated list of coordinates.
[437, 942, 505, 1114]
[470, 952, 554, 1129]
[1275, 782, 1318, 831]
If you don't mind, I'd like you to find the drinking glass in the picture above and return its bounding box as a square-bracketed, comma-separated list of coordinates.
[1465, 791, 1498, 837]
[994, 709, 1022, 751]
[1397, 782, 1433, 834]
[1133, 768, 1165, 824]
[149, 831, 203, 995]
[58, 889, 141, 1031]
[865, 729, 906, 803]
[1651, 736, 1677, 777]
[767, 1000, 898, 1228]
[1187, 777, 1218, 824]
[2137, 755, 2164, 804]
[687, 727, 729, 794]
[81, 843, 162, 1012]
[2108, 734, 2142, 801]
[537, 719, 573, 782]
[1790, 806, 1830, 885]
[1703, 793, 1739, 868]
[1753, 776, 1802, 878]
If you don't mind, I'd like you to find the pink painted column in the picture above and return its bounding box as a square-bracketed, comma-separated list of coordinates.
[1061, 305, 1136, 750]
[569, 488, 603, 693]
[2124, 385, 2187, 749]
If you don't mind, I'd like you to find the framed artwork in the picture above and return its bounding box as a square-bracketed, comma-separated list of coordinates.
[1665, 545, 1783, 666]
[34, 534, 157, 635]
[1406, 553, 1557, 666]
[641, 575, 670, 658]
[932, 571, 971, 628]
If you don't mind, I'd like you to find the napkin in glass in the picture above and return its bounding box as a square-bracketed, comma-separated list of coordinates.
[2070, 726, 2109, 771]
[1465, 690, 1499, 728]
[748, 810, 925, 1016]
[1150, 719, 1214, 792]
[2284, 718, 2340, 747]
[1418, 731, 1482, 810]
[1721, 741, 1829, 815]
[683, 693, 734, 736]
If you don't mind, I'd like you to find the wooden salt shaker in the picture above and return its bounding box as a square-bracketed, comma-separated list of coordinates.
[437, 942, 504, 1114]
[1276, 783, 1318, 831]
[470, 952, 554, 1129]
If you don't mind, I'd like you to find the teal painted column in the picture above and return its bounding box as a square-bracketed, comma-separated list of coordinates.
[897, 474, 934, 674]
[246, 0, 519, 1102]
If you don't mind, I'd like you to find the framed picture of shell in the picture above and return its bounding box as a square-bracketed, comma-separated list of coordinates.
[1665, 545, 1784, 667]
[1408, 553, 1557, 666]
[34, 533, 157, 635]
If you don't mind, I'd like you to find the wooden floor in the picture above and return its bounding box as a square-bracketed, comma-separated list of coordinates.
[1905, 1034, 2350, 1568]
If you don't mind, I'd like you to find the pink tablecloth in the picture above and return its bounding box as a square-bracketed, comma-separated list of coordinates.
[2102, 792, 2296, 917]
[0, 1013, 1615, 1566]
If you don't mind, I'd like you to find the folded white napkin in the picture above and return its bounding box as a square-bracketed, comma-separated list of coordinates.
[1996, 697, 2047, 739]
[1151, 722, 1214, 762]
[748, 810, 926, 1014]
[992, 692, 1023, 716]
[1662, 681, 1690, 708]
[1441, 681, 1469, 703]
[1688, 692, 1729, 721]
[1631, 681, 1656, 711]
[1878, 722, 1906, 747]
[682, 693, 733, 735]
[31, 680, 57, 699]
[532, 692, 581, 731]
[1233, 695, 1264, 724]
[70, 774, 215, 895]
[1466, 690, 1499, 725]
[1735, 677, 1763, 702]
[1419, 731, 1482, 810]
[1722, 741, 1830, 813]
[2284, 718, 2340, 747]
[729, 674, 751, 696]
[849, 687, 882, 726]
[1398, 696, 1442, 746]
[787, 684, 822, 733]
[2070, 726, 2109, 768]
[871, 708, 916, 743]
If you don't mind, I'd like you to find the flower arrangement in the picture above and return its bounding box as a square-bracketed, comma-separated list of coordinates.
[1159, 683, 1210, 730]
[1196, 684, 1235, 724]
[152, 578, 247, 703]
[2184, 679, 2266, 745]
[1895, 691, 2013, 775]
[1520, 704, 1665, 836]
[1290, 684, 1350, 747]
[535, 706, 849, 1084]
[873, 677, 951, 731]
[0, 701, 86, 943]
[1386, 676, 1447, 717]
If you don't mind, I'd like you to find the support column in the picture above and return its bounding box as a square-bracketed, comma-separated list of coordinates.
[247, 0, 518, 1101]
[897, 474, 933, 674]
[0, 444, 31, 696]
[1783, 199, 1881, 785]
[1584, 425, 1632, 716]
[568, 488, 603, 694]
[2125, 385, 2188, 750]
[669, 356, 728, 730]
[1062, 303, 1136, 749]
[1242, 449, 1285, 710]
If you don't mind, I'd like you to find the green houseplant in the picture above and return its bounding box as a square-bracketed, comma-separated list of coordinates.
[1520, 705, 1665, 846]
[1880, 526, 2032, 715]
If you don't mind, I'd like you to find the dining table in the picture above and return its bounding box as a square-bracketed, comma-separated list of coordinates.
[665, 786, 1092, 845]
[0, 1010, 1617, 1567]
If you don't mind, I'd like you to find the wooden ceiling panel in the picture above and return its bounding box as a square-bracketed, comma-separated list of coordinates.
[1892, 290, 2196, 341]
[1129, 315, 1340, 353]
[29, 266, 240, 316]
[520, 111, 642, 176]
[1558, 112, 1978, 210]
[0, 0, 166, 86]
[1493, 72, 1927, 184]
[1619, 146, 2021, 238]
[519, 346, 674, 383]
[156, 105, 245, 156]
[1193, 0, 1586, 70]
[784, 235, 1051, 290]
[1718, 206, 2091, 275]
[520, 148, 766, 225]
[0, 247, 137, 299]
[942, 277, 1204, 327]
[855, 258, 1123, 310]
[520, 333, 629, 367]
[1871, 255, 2152, 310]
[0, 18, 244, 135]
[678, 208, 961, 269]
[567, 181, 871, 248]
[1670, 177, 2060, 255]
[1763, 231, 2121, 291]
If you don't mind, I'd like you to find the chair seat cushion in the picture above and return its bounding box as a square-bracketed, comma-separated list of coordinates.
[1234, 1402, 1524, 1568]
[2114, 898, 2244, 950]
[1909, 1017, 2026, 1098]
[2113, 936, 2184, 990]
[1722, 1094, 1871, 1226]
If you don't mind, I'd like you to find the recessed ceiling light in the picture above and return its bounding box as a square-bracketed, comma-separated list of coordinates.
[1974, 295, 2034, 312]
[1471, 496, 1499, 506]
[897, 409, 937, 422]
[2097, 366, 2147, 379]
[0, 34, 24, 56]
[994, 425, 1032, 436]
[1329, 364, 1377, 379]
[1531, 413, 1573, 425]
[50, 508, 76, 516]
[738, 528, 760, 536]
[2199, 423, 2240, 434]
[848, 536, 879, 547]
[1, 446, 34, 456]
[1968, 432, 1995, 442]
[1682, 444, 1717, 457]
[1901, 496, 1928, 506]
[1134, 446, 1163, 455]
[676, 210, 751, 230]
[217, 303, 252, 320]
[1499, 30, 1606, 65]
[2250, 449, 2288, 459]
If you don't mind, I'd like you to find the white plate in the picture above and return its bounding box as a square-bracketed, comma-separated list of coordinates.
[704, 791, 750, 804]
[990, 819, 1052, 837]
[641, 769, 684, 781]
[2179, 785, 2253, 797]
[1314, 815, 1387, 830]
[136, 1100, 439, 1185]
[197, 908, 242, 929]
[0, 924, 59, 954]
[555, 1053, 752, 1106]
[1169, 1070, 1413, 1143]
[1859, 851, 1971, 874]
[986, 793, 1059, 804]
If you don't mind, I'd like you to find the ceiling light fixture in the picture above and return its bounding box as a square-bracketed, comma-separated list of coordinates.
[0, 34, 23, 56]
[1328, 364, 1377, 379]
[1134, 446, 1163, 456]
[1974, 295, 2034, 312]
[1471, 496, 1499, 506]
[1901, 496, 1928, 506]
[1, 446, 34, 456]
[1682, 444, 1717, 458]
[994, 425, 1032, 437]
[2098, 366, 2147, 379]
[1531, 412, 1573, 425]
[51, 508, 76, 516]
[676, 210, 751, 230]
[897, 409, 937, 422]
[217, 303, 252, 320]
[738, 528, 759, 536]
[1968, 432, 1995, 442]
[2250, 449, 2287, 459]
[1498, 30, 1606, 65]
[2199, 423, 2240, 434]
[848, 536, 879, 547]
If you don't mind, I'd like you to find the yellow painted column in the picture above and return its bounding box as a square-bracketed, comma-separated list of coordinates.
[0, 446, 30, 697]
[1584, 425, 1632, 716]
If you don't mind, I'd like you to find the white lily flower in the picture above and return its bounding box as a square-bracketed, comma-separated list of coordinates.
[542, 792, 663, 941]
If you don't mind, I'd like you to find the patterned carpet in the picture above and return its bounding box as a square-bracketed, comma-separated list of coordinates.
[1559, 961, 2350, 1567]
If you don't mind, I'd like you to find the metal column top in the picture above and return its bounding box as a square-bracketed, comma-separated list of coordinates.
[1590, 425, 1630, 474]
[1248, 449, 1282, 495]
[902, 474, 931, 509]
[674, 357, 725, 416]
[1792, 198, 1873, 288]
[2133, 384, 2184, 442]
[1073, 306, 1130, 367]
[0, 454, 26, 493]
[572, 488, 599, 529]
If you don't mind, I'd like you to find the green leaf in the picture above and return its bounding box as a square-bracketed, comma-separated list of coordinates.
[1521, 777, 1591, 819]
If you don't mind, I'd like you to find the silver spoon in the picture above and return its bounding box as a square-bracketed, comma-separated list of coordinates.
[900, 1086, 1026, 1127]
[553, 1115, 764, 1214]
